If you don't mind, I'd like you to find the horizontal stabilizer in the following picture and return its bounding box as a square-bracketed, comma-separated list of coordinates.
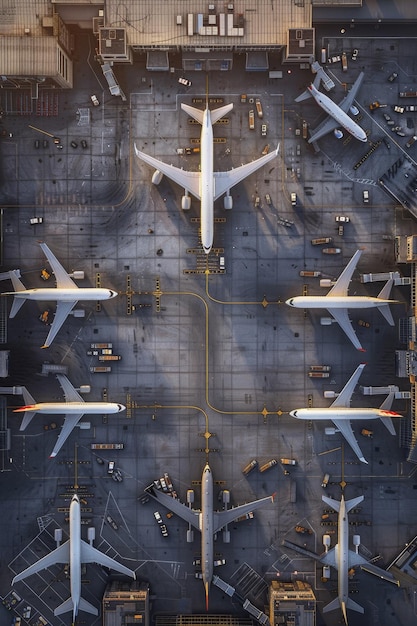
[380, 415, 396, 435]
[210, 103, 234, 124]
[10, 296, 26, 319]
[322, 495, 340, 513]
[377, 304, 395, 326]
[323, 597, 340, 613]
[79, 596, 99, 616]
[345, 494, 364, 513]
[19, 411, 36, 431]
[54, 597, 74, 617]
[295, 88, 312, 103]
[377, 279, 393, 301]
[346, 597, 364, 614]
[181, 103, 204, 125]
[9, 269, 26, 292]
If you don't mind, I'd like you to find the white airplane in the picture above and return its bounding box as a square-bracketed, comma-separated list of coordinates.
[286, 249, 400, 351]
[134, 99, 279, 253]
[321, 493, 367, 625]
[290, 363, 402, 464]
[14, 374, 125, 458]
[295, 71, 367, 143]
[146, 463, 274, 609]
[12, 494, 135, 622]
[3, 242, 118, 348]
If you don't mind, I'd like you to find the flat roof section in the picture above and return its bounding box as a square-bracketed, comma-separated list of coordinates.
[106, 0, 312, 50]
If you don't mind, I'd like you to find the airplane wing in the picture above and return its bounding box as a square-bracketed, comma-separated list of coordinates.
[12, 540, 70, 584]
[39, 243, 77, 289]
[325, 307, 363, 351]
[327, 250, 363, 297]
[56, 374, 84, 403]
[348, 549, 369, 568]
[80, 539, 135, 578]
[331, 364, 366, 407]
[308, 117, 340, 143]
[49, 412, 84, 458]
[331, 418, 368, 464]
[134, 145, 201, 199]
[146, 487, 200, 531]
[42, 300, 78, 348]
[213, 146, 279, 200]
[212, 494, 274, 534]
[338, 72, 365, 114]
[308, 73, 365, 143]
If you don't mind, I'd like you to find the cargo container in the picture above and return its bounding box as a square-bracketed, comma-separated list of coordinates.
[299, 270, 321, 277]
[310, 365, 331, 372]
[90, 366, 112, 373]
[91, 343, 113, 349]
[309, 371, 330, 378]
[98, 355, 121, 361]
[311, 237, 332, 245]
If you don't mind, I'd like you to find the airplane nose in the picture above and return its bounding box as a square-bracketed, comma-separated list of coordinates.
[109, 290, 118, 298]
[117, 404, 126, 412]
[290, 410, 297, 417]
[286, 298, 294, 306]
[203, 245, 211, 254]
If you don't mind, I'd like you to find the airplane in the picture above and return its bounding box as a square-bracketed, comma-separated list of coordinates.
[286, 249, 400, 351]
[289, 363, 402, 464]
[14, 374, 125, 458]
[134, 98, 279, 254]
[12, 494, 135, 622]
[145, 463, 274, 609]
[295, 71, 367, 143]
[2, 242, 118, 348]
[321, 493, 367, 625]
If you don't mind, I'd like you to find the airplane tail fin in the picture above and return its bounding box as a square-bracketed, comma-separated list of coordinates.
[377, 280, 395, 326]
[379, 393, 397, 434]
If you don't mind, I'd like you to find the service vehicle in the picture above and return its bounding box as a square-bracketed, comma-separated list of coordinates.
[388, 72, 398, 82]
[98, 355, 121, 361]
[259, 459, 277, 472]
[107, 461, 115, 474]
[160, 524, 169, 537]
[40, 268, 50, 280]
[341, 52, 348, 71]
[90, 94, 100, 106]
[335, 215, 350, 223]
[90, 366, 112, 373]
[290, 192, 297, 206]
[299, 270, 321, 277]
[310, 365, 331, 372]
[106, 514, 118, 530]
[265, 193, 272, 205]
[178, 77, 192, 86]
[308, 371, 330, 378]
[311, 237, 332, 245]
[261, 123, 267, 136]
[234, 511, 254, 523]
[361, 428, 373, 438]
[242, 459, 258, 475]
[30, 217, 43, 224]
[322, 248, 341, 254]
[248, 109, 255, 130]
[295, 525, 313, 534]
[321, 473, 330, 488]
[91, 343, 113, 349]
[363, 190, 369, 203]
[255, 98, 263, 118]
[280, 458, 297, 466]
[240, 94, 247, 103]
[406, 135, 417, 148]
[81, 139, 88, 149]
[90, 443, 124, 449]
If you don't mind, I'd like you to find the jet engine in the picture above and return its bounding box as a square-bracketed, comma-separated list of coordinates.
[152, 170, 163, 185]
[333, 128, 344, 140]
[224, 194, 233, 210]
[181, 195, 191, 210]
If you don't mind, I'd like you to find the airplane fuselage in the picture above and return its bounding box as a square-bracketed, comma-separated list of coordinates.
[200, 110, 215, 254]
[8, 288, 117, 302]
[70, 494, 82, 620]
[291, 407, 402, 421]
[309, 84, 367, 142]
[14, 402, 125, 415]
[200, 464, 214, 606]
[286, 295, 394, 309]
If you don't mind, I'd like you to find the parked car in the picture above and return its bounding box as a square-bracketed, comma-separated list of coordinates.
[388, 72, 398, 82]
